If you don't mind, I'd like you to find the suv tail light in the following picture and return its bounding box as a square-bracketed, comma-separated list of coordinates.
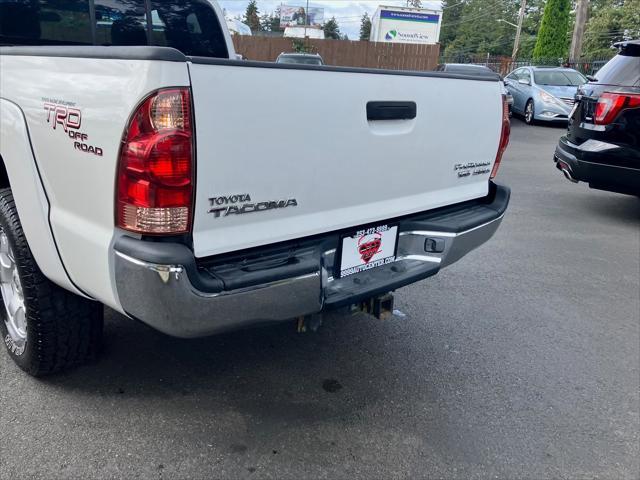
[491, 94, 511, 179]
[594, 92, 640, 125]
[117, 88, 194, 234]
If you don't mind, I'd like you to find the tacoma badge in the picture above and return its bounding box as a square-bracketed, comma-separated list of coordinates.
[208, 194, 298, 218]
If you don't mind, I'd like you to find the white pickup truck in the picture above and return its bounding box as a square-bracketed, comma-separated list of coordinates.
[0, 0, 510, 376]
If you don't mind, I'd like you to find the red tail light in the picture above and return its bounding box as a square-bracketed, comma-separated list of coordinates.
[491, 94, 510, 179]
[594, 92, 640, 125]
[117, 88, 194, 234]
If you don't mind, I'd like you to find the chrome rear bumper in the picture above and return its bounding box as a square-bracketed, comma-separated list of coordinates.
[114, 184, 510, 338]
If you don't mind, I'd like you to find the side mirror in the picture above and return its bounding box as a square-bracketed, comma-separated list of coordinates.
[518, 78, 530, 85]
[586, 75, 597, 82]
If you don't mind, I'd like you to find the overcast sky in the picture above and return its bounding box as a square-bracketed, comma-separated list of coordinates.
[218, 1, 442, 39]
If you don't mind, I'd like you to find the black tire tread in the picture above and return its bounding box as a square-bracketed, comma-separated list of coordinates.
[0, 188, 102, 376]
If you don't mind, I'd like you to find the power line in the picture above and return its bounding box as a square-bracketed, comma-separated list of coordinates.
[442, 1, 467, 9]
[441, 3, 512, 28]
[582, 30, 629, 36]
[443, 37, 519, 56]
[442, 10, 505, 28]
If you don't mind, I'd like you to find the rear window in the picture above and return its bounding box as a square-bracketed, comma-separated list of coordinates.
[0, 0, 228, 58]
[595, 54, 640, 87]
[278, 56, 323, 65]
[148, 1, 228, 58]
[94, 0, 148, 46]
[0, 0, 92, 46]
[534, 70, 587, 86]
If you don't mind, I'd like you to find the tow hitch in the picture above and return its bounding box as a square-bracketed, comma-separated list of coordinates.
[351, 293, 395, 320]
[296, 293, 396, 332]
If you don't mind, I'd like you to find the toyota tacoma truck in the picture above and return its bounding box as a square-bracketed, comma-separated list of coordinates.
[0, 0, 510, 376]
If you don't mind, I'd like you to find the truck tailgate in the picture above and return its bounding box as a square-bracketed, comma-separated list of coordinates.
[188, 61, 503, 258]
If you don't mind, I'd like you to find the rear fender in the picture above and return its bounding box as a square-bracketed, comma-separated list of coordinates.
[0, 99, 86, 297]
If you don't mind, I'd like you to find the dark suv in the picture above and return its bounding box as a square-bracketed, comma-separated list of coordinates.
[554, 40, 640, 196]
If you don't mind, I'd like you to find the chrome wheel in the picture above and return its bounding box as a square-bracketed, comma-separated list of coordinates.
[0, 228, 26, 351]
[525, 101, 534, 124]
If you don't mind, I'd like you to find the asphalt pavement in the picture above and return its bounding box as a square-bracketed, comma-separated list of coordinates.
[1, 118, 639, 480]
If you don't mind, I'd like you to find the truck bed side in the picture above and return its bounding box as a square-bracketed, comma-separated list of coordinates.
[0, 47, 190, 310]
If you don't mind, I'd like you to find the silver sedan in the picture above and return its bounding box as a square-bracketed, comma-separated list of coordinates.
[504, 66, 587, 125]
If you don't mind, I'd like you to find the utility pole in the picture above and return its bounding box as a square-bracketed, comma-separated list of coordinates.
[304, 0, 309, 38]
[511, 0, 526, 62]
[570, 0, 589, 61]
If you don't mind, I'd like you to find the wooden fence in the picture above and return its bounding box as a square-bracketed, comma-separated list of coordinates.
[440, 54, 613, 76]
[232, 36, 440, 71]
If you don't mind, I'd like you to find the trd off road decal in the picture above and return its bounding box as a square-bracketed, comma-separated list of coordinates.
[42, 99, 103, 156]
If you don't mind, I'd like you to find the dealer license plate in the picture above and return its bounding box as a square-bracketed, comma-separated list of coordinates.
[339, 224, 398, 278]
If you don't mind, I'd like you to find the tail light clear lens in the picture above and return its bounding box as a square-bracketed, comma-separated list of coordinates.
[594, 92, 640, 125]
[117, 88, 194, 234]
[491, 94, 511, 179]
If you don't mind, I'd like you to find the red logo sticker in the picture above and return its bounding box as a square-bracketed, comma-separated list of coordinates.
[358, 232, 382, 263]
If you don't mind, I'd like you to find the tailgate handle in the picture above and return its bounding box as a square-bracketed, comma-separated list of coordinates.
[367, 101, 416, 121]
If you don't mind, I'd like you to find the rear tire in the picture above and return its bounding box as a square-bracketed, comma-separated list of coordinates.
[524, 99, 535, 125]
[0, 188, 103, 376]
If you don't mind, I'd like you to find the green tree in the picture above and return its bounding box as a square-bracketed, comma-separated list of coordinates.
[582, 0, 640, 58]
[532, 0, 571, 61]
[292, 39, 314, 53]
[323, 17, 341, 40]
[271, 6, 282, 31]
[360, 12, 372, 41]
[260, 13, 271, 32]
[439, 0, 466, 51]
[244, 0, 261, 33]
[443, 0, 518, 60]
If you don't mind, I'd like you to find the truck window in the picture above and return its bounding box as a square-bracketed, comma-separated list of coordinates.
[149, 0, 228, 58]
[94, 0, 148, 46]
[0, 0, 92, 46]
[1, 0, 228, 57]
